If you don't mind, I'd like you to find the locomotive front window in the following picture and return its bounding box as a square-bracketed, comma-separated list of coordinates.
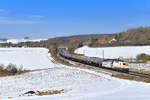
[123, 63, 128, 65]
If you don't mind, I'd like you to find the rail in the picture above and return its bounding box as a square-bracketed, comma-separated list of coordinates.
[128, 71, 150, 79]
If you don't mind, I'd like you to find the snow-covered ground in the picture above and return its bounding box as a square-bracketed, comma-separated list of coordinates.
[0, 47, 150, 100]
[0, 48, 54, 70]
[75, 46, 150, 59]
[129, 62, 150, 71]
[0, 66, 111, 100]
[2, 69, 150, 100]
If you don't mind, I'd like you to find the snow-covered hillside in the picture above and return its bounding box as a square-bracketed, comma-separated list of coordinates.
[1, 67, 111, 100]
[0, 47, 150, 100]
[3, 70, 150, 100]
[0, 48, 54, 70]
[75, 46, 150, 59]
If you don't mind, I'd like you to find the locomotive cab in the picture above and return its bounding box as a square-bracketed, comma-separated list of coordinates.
[112, 60, 129, 72]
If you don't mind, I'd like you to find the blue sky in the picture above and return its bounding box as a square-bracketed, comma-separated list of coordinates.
[0, 0, 150, 38]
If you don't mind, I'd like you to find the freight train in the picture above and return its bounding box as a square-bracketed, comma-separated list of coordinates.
[58, 49, 129, 72]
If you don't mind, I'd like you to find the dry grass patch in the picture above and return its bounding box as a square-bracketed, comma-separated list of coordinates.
[24, 89, 69, 97]
[37, 89, 66, 96]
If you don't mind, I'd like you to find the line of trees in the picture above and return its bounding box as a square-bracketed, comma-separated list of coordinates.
[115, 27, 150, 42]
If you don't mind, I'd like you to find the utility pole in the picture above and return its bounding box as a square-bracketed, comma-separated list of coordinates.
[102, 50, 104, 60]
[83, 50, 85, 55]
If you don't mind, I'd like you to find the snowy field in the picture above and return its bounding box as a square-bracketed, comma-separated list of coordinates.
[0, 48, 150, 100]
[0, 48, 55, 70]
[75, 46, 150, 59]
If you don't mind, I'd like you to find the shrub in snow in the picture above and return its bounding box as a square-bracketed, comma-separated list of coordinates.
[136, 53, 150, 62]
[5, 64, 18, 74]
[0, 66, 4, 72]
[0, 64, 28, 76]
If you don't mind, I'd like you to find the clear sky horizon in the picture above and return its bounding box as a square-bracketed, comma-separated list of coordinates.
[0, 0, 150, 39]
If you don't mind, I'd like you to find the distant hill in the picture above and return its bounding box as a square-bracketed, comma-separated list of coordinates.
[48, 34, 116, 46]
[117, 27, 150, 42]
[0, 38, 7, 41]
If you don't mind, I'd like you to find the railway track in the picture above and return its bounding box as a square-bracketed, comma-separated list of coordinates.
[59, 54, 150, 79]
[128, 71, 150, 79]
